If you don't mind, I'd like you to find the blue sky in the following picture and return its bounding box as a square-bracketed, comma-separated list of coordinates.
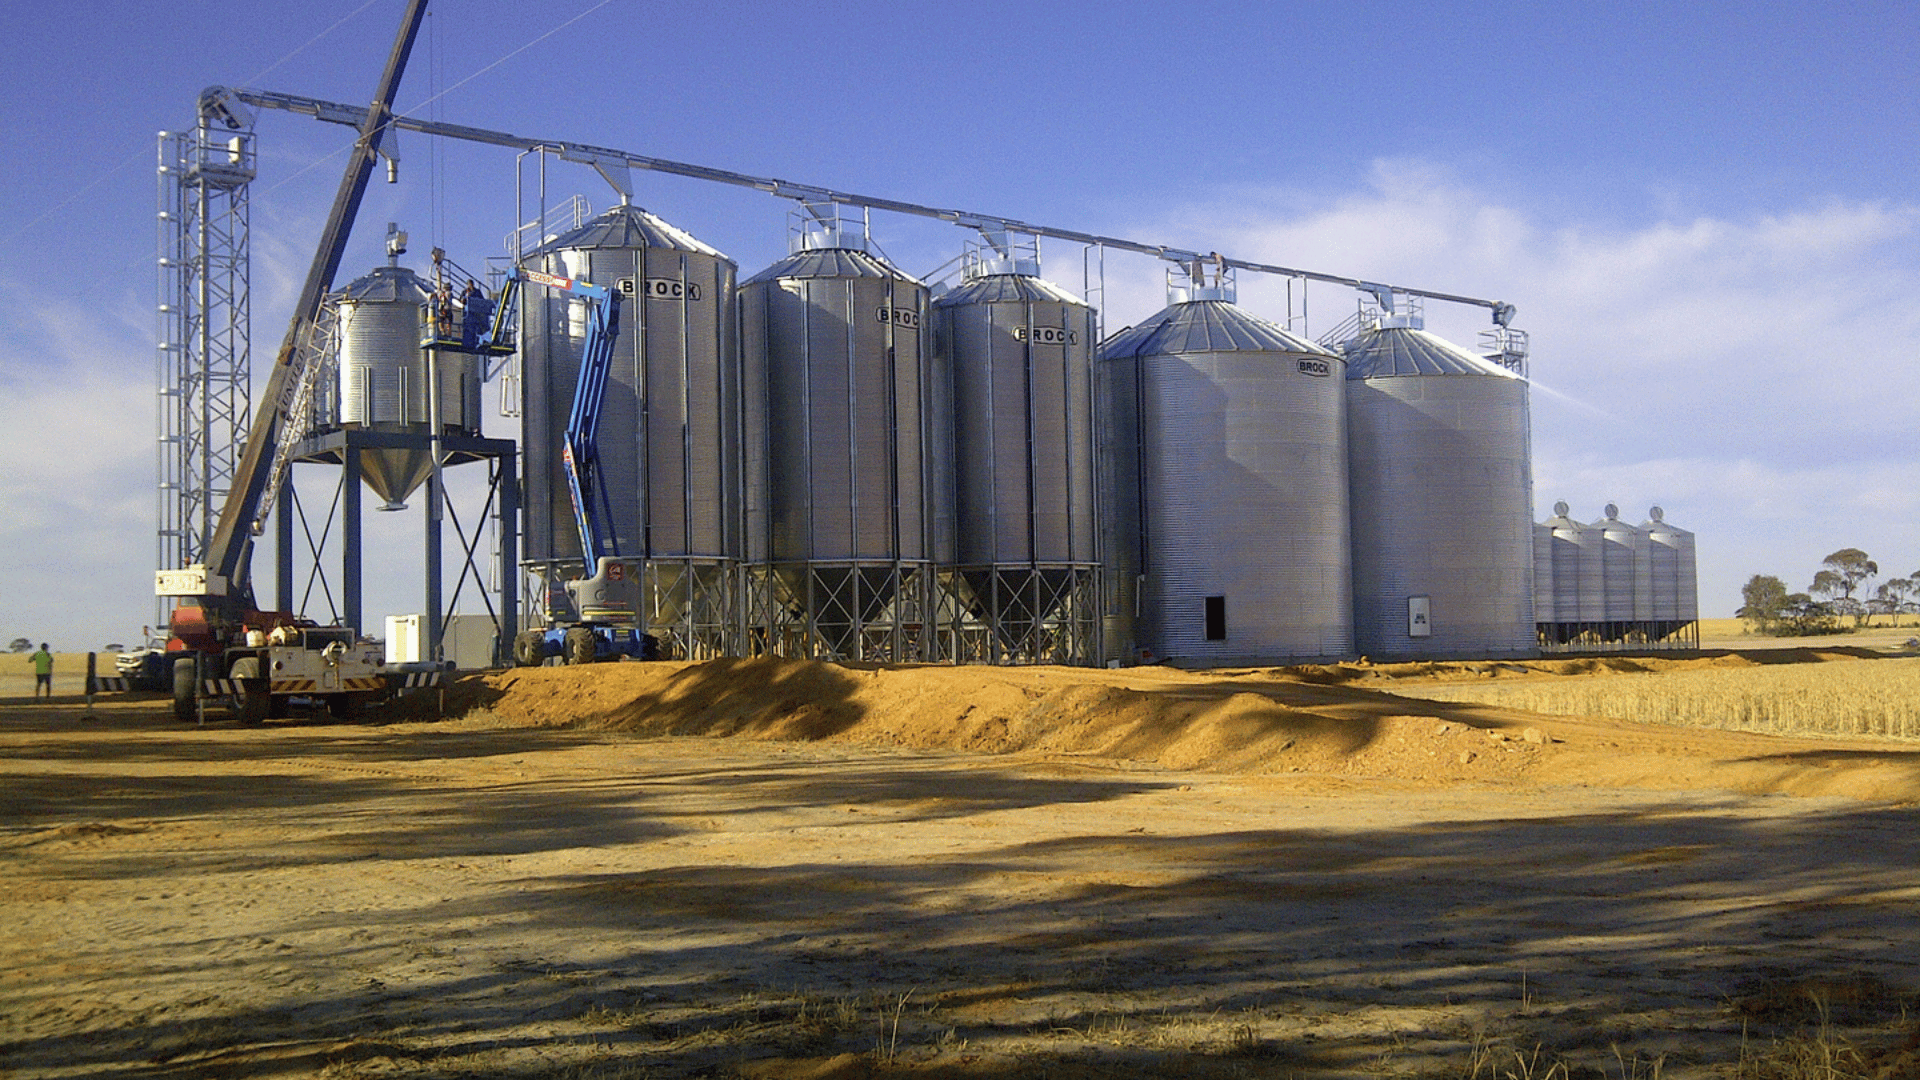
[2, 0, 1917, 648]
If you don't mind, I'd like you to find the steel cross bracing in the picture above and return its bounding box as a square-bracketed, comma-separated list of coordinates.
[203, 86, 1515, 324]
[155, 123, 257, 622]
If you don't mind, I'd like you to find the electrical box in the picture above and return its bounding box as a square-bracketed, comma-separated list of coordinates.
[1408, 596, 1432, 638]
[385, 614, 424, 664]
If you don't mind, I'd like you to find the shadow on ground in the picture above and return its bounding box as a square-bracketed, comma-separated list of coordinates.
[5, 698, 1920, 1078]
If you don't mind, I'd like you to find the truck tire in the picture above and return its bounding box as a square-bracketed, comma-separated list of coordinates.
[563, 627, 596, 666]
[512, 630, 545, 668]
[228, 657, 268, 725]
[172, 656, 198, 723]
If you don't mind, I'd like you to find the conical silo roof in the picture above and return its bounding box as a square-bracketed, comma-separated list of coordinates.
[1342, 325, 1516, 378]
[1099, 300, 1333, 359]
[531, 202, 727, 258]
[934, 272, 1087, 308]
[336, 264, 430, 303]
[745, 246, 919, 285]
[1641, 506, 1692, 537]
[1541, 500, 1584, 530]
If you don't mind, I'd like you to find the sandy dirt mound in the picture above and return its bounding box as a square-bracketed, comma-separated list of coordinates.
[457, 655, 1920, 801]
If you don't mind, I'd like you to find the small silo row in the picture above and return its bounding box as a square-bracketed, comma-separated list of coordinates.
[1533, 502, 1698, 647]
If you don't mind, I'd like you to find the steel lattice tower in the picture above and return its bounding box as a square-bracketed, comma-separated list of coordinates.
[155, 117, 255, 621]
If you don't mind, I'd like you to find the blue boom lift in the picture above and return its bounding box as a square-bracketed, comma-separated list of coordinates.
[476, 268, 659, 666]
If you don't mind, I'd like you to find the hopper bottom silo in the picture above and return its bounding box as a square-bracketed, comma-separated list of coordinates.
[937, 565, 1100, 665]
[745, 562, 935, 662]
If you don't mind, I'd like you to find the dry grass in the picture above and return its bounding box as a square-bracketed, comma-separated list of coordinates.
[1392, 657, 1920, 741]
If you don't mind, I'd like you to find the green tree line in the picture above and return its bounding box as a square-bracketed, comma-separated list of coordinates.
[1739, 548, 1916, 635]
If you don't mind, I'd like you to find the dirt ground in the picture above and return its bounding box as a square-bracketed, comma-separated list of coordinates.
[5, 649, 1920, 1079]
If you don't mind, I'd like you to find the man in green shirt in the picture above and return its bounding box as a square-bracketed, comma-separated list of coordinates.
[30, 644, 53, 698]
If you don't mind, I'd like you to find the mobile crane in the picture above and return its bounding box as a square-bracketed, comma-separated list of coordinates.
[154, 0, 431, 723]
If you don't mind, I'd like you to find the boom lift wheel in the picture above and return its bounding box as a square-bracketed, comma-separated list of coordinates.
[513, 630, 546, 668]
[563, 627, 596, 666]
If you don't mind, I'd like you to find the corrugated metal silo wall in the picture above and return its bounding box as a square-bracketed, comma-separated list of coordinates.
[1677, 531, 1699, 620]
[1600, 520, 1643, 622]
[740, 267, 933, 565]
[1647, 534, 1679, 621]
[1134, 349, 1352, 662]
[936, 283, 1098, 565]
[437, 351, 481, 434]
[1648, 523, 1700, 621]
[1532, 523, 1556, 624]
[339, 295, 428, 426]
[1347, 374, 1535, 658]
[1098, 352, 1143, 659]
[1574, 522, 1606, 623]
[521, 245, 739, 566]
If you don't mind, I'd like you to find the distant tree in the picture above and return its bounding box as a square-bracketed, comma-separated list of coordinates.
[1872, 578, 1913, 627]
[1821, 548, 1879, 626]
[102, 643, 124, 652]
[1738, 574, 1791, 634]
[1780, 593, 1842, 636]
[7, 637, 31, 653]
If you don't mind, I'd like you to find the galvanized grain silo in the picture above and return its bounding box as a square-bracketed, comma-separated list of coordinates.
[1099, 270, 1351, 664]
[1343, 316, 1534, 659]
[1532, 518, 1556, 629]
[1642, 506, 1699, 643]
[932, 239, 1100, 665]
[1597, 503, 1649, 632]
[1535, 501, 1596, 646]
[333, 262, 480, 507]
[740, 206, 936, 661]
[521, 201, 741, 657]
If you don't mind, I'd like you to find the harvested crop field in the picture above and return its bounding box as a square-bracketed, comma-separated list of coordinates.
[5, 649, 1920, 1078]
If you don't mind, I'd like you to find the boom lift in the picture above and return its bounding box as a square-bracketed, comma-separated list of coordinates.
[153, 0, 432, 723]
[489, 268, 658, 666]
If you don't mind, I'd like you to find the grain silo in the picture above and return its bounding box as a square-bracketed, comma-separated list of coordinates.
[520, 201, 741, 658]
[1343, 312, 1534, 659]
[931, 237, 1100, 664]
[332, 261, 481, 508]
[740, 205, 937, 661]
[1533, 501, 1596, 646]
[1597, 503, 1648, 628]
[1642, 506, 1700, 645]
[1100, 266, 1351, 664]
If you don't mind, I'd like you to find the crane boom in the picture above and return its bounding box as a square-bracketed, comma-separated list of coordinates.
[188, 0, 431, 600]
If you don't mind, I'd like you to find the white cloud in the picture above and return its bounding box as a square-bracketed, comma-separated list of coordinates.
[0, 288, 157, 649]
